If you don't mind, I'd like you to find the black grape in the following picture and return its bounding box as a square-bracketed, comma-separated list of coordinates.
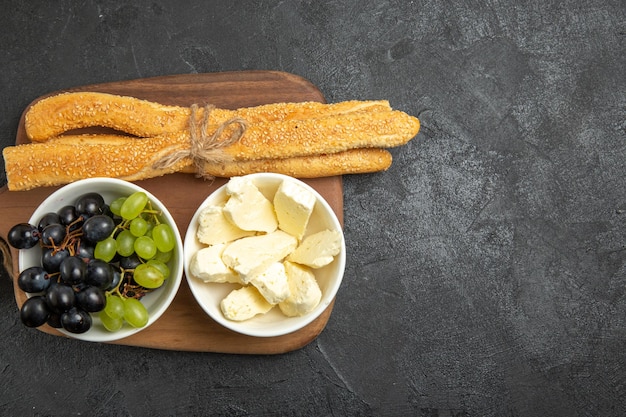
[82, 215, 115, 243]
[106, 268, 122, 292]
[42, 248, 70, 273]
[7, 223, 40, 249]
[47, 312, 63, 328]
[76, 286, 106, 312]
[61, 307, 92, 333]
[20, 296, 50, 327]
[76, 241, 95, 261]
[37, 212, 61, 231]
[17, 266, 51, 293]
[86, 259, 114, 289]
[45, 283, 75, 313]
[101, 204, 116, 219]
[119, 253, 141, 269]
[59, 256, 87, 285]
[75, 192, 105, 216]
[41, 223, 66, 246]
[57, 205, 82, 231]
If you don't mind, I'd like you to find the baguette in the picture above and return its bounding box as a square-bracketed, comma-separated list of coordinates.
[25, 92, 190, 141]
[25, 91, 393, 142]
[185, 148, 393, 178]
[3, 134, 191, 191]
[176, 109, 420, 162]
[3, 134, 393, 190]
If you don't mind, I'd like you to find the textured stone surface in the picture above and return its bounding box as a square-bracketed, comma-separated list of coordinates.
[1, 1, 625, 415]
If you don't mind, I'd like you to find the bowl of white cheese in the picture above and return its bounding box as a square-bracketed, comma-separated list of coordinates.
[183, 173, 345, 337]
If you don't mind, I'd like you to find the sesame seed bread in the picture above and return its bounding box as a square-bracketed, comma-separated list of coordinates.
[185, 148, 393, 178]
[4, 93, 420, 191]
[25, 91, 393, 142]
[3, 134, 191, 191]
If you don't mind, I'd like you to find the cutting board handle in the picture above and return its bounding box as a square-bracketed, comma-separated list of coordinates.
[0, 183, 24, 282]
[1, 237, 12, 280]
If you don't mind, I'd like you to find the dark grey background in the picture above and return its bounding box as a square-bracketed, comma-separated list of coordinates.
[1, 1, 624, 416]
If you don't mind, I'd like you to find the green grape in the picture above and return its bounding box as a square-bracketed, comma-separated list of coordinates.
[94, 237, 117, 262]
[133, 263, 164, 289]
[109, 197, 126, 216]
[152, 223, 176, 252]
[100, 311, 124, 332]
[144, 221, 154, 238]
[123, 298, 149, 328]
[104, 294, 125, 319]
[134, 236, 157, 259]
[120, 191, 148, 220]
[129, 217, 149, 237]
[147, 259, 170, 280]
[153, 250, 172, 263]
[116, 230, 136, 257]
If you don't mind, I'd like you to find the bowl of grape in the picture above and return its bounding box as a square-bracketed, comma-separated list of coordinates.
[9, 178, 183, 342]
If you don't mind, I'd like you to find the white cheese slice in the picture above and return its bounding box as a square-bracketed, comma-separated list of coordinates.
[220, 286, 273, 321]
[279, 261, 322, 317]
[287, 229, 342, 268]
[221, 230, 298, 283]
[273, 180, 316, 241]
[196, 205, 255, 245]
[223, 176, 277, 233]
[249, 262, 290, 305]
[189, 244, 241, 284]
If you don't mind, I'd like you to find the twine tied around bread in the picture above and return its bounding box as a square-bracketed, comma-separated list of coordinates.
[152, 104, 248, 179]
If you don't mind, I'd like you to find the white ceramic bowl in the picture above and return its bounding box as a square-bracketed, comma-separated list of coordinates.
[18, 178, 184, 343]
[184, 173, 346, 337]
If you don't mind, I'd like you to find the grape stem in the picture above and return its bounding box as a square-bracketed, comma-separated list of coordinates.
[143, 201, 163, 225]
[106, 267, 152, 300]
[40, 216, 85, 256]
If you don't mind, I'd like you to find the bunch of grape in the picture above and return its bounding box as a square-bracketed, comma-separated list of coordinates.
[8, 191, 177, 334]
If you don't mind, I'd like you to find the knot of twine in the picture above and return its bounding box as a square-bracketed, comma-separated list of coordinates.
[153, 104, 247, 178]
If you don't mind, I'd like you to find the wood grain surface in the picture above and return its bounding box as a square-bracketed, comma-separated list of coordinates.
[0, 71, 343, 353]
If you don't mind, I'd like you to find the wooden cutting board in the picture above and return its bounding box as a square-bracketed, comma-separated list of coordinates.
[0, 71, 343, 353]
